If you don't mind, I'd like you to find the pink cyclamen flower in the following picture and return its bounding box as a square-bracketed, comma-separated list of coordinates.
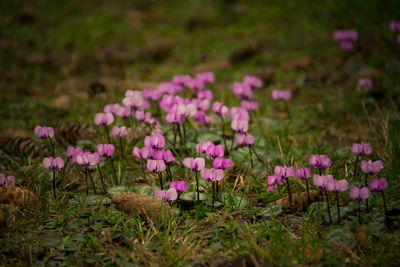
[339, 41, 353, 51]
[0, 173, 15, 186]
[143, 88, 162, 101]
[132, 147, 155, 160]
[115, 105, 131, 119]
[212, 102, 229, 116]
[104, 103, 123, 115]
[75, 152, 100, 167]
[144, 134, 165, 149]
[351, 142, 372, 156]
[313, 174, 334, 190]
[236, 133, 254, 146]
[66, 146, 83, 161]
[369, 178, 388, 192]
[296, 168, 311, 180]
[154, 149, 175, 163]
[243, 75, 263, 89]
[169, 181, 188, 193]
[231, 120, 249, 133]
[267, 175, 285, 187]
[111, 126, 127, 138]
[360, 160, 383, 175]
[232, 82, 253, 100]
[196, 72, 215, 84]
[183, 157, 205, 171]
[309, 155, 332, 169]
[200, 168, 224, 182]
[389, 21, 400, 32]
[154, 188, 178, 201]
[197, 90, 213, 100]
[43, 157, 65, 170]
[326, 179, 349, 193]
[332, 29, 358, 42]
[241, 100, 260, 111]
[349, 186, 370, 201]
[196, 141, 214, 155]
[94, 112, 114, 126]
[172, 75, 192, 86]
[34, 126, 54, 139]
[271, 90, 291, 101]
[147, 159, 166, 173]
[231, 107, 250, 121]
[358, 78, 372, 89]
[213, 157, 233, 170]
[194, 111, 212, 125]
[97, 144, 115, 158]
[206, 144, 224, 158]
[274, 166, 295, 180]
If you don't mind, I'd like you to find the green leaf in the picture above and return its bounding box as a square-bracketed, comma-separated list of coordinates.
[134, 185, 159, 195]
[179, 191, 208, 201]
[219, 192, 247, 209]
[39, 238, 61, 248]
[260, 204, 283, 218]
[108, 186, 131, 197]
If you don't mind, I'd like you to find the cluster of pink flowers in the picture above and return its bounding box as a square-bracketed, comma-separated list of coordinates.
[0, 173, 15, 186]
[332, 29, 358, 51]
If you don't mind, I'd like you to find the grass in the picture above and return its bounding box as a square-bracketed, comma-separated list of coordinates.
[1, 0, 400, 266]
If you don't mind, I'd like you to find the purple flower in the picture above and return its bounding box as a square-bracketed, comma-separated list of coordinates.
[159, 82, 184, 95]
[197, 90, 213, 100]
[236, 133, 254, 146]
[147, 159, 166, 173]
[232, 82, 253, 100]
[143, 88, 162, 101]
[206, 144, 224, 158]
[43, 157, 65, 170]
[313, 174, 334, 190]
[309, 155, 332, 170]
[212, 102, 229, 116]
[200, 168, 224, 182]
[231, 120, 249, 133]
[389, 21, 400, 32]
[0, 173, 15, 186]
[183, 157, 205, 171]
[349, 186, 370, 201]
[154, 188, 178, 201]
[132, 147, 156, 160]
[267, 175, 285, 187]
[274, 166, 295, 179]
[231, 107, 250, 121]
[34, 126, 54, 139]
[75, 152, 100, 167]
[196, 72, 215, 84]
[296, 168, 311, 180]
[213, 157, 233, 170]
[144, 134, 165, 149]
[351, 142, 372, 156]
[271, 90, 291, 101]
[94, 112, 114, 126]
[358, 78, 373, 89]
[169, 181, 188, 193]
[369, 178, 388, 192]
[172, 75, 192, 86]
[194, 111, 212, 125]
[243, 75, 263, 88]
[326, 179, 349, 193]
[241, 100, 260, 111]
[116, 106, 131, 119]
[332, 29, 358, 42]
[97, 144, 115, 158]
[196, 141, 214, 155]
[104, 103, 123, 115]
[360, 160, 383, 175]
[111, 126, 127, 138]
[154, 149, 175, 163]
[339, 41, 353, 51]
[122, 90, 148, 110]
[66, 146, 83, 161]
[267, 185, 276, 192]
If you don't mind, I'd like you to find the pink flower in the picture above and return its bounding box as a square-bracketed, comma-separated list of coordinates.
[94, 112, 114, 126]
[200, 168, 224, 182]
[369, 178, 388, 192]
[360, 160, 383, 175]
[212, 102, 229, 116]
[159, 82, 184, 95]
[66, 146, 83, 162]
[0, 173, 15, 186]
[241, 100, 260, 111]
[196, 72, 215, 84]
[43, 157, 65, 170]
[116, 106, 131, 119]
[349, 186, 370, 201]
[267, 175, 285, 186]
[213, 157, 233, 170]
[154, 149, 175, 163]
[390, 21, 400, 32]
[271, 90, 291, 101]
[144, 134, 165, 149]
[183, 157, 205, 171]
[197, 90, 213, 100]
[104, 103, 123, 115]
[97, 144, 115, 158]
[351, 142, 372, 156]
[332, 29, 358, 42]
[169, 181, 188, 193]
[122, 90, 147, 110]
[194, 111, 212, 125]
[243, 75, 262, 88]
[274, 166, 295, 179]
[231, 120, 249, 133]
[34, 126, 54, 139]
[172, 75, 192, 86]
[185, 78, 205, 91]
[206, 144, 224, 158]
[154, 188, 178, 201]
[231, 107, 250, 121]
[358, 78, 372, 89]
[232, 82, 253, 100]
[143, 88, 162, 101]
[339, 41, 353, 51]
[236, 133, 254, 146]
[296, 168, 311, 180]
[194, 99, 210, 111]
[309, 155, 332, 169]
[111, 126, 127, 138]
[147, 159, 166, 173]
[132, 146, 155, 160]
[75, 152, 100, 167]
[196, 141, 214, 155]
[313, 174, 334, 190]
[267, 185, 276, 192]
[326, 179, 349, 193]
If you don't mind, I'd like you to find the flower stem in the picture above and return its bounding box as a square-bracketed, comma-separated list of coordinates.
[87, 168, 98, 195]
[195, 171, 199, 202]
[358, 201, 361, 224]
[353, 155, 359, 180]
[248, 145, 254, 168]
[52, 170, 57, 200]
[305, 179, 311, 204]
[158, 172, 163, 190]
[336, 194, 340, 223]
[97, 164, 107, 193]
[84, 168, 89, 196]
[48, 138, 55, 157]
[141, 161, 147, 181]
[220, 116, 227, 151]
[230, 132, 236, 152]
[182, 122, 187, 144]
[286, 179, 294, 212]
[212, 182, 215, 211]
[365, 174, 369, 212]
[173, 125, 177, 149]
[250, 145, 266, 165]
[325, 190, 332, 224]
[109, 157, 119, 185]
[105, 126, 111, 144]
[119, 138, 124, 159]
[382, 191, 387, 215]
[284, 101, 291, 120]
[177, 124, 184, 145]
[167, 165, 172, 182]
